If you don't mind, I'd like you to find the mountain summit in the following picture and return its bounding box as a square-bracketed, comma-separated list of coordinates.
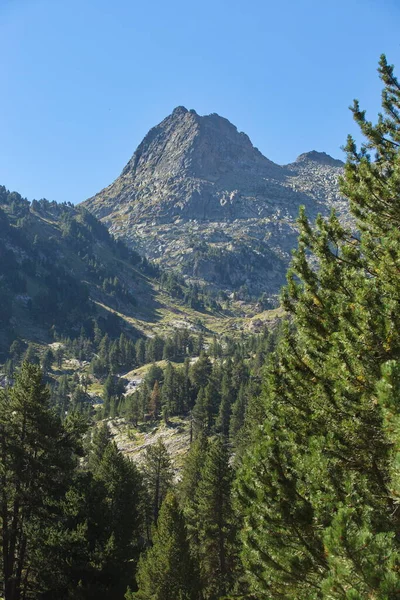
[83, 108, 347, 297]
[85, 106, 285, 222]
[121, 106, 282, 185]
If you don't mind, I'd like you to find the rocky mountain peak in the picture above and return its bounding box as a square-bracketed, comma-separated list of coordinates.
[171, 105, 190, 116]
[295, 150, 344, 167]
[83, 108, 349, 297]
[119, 107, 281, 184]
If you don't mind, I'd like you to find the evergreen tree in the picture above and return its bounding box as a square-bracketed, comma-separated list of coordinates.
[125, 392, 141, 426]
[89, 422, 111, 470]
[56, 345, 64, 368]
[9, 339, 24, 363]
[135, 339, 146, 366]
[0, 363, 80, 600]
[44, 440, 143, 600]
[142, 439, 173, 525]
[24, 343, 39, 365]
[182, 357, 193, 412]
[216, 372, 234, 437]
[192, 387, 207, 436]
[149, 380, 161, 420]
[203, 371, 221, 432]
[130, 493, 200, 600]
[179, 433, 208, 553]
[94, 442, 143, 582]
[190, 352, 212, 390]
[236, 56, 400, 599]
[162, 362, 176, 415]
[229, 383, 247, 443]
[195, 436, 237, 599]
[145, 363, 163, 389]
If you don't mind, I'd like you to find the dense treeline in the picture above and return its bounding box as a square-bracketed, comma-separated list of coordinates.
[113, 326, 276, 431]
[159, 271, 224, 312]
[3, 311, 276, 428]
[0, 360, 253, 600]
[0, 324, 276, 599]
[0, 363, 144, 600]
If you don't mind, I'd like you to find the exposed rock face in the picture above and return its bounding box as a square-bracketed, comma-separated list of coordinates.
[83, 107, 348, 298]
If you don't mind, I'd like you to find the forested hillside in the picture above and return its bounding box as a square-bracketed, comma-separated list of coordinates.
[0, 188, 153, 357]
[1, 55, 400, 600]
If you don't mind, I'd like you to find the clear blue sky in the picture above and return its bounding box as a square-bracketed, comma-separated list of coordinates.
[1, 0, 399, 204]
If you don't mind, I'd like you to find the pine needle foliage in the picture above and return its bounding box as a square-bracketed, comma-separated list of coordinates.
[236, 56, 400, 599]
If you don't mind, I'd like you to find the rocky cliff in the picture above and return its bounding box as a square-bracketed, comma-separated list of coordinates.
[83, 107, 348, 299]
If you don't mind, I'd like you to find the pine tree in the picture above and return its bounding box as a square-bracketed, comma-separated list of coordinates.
[89, 422, 111, 470]
[24, 343, 39, 365]
[43, 439, 144, 600]
[94, 442, 143, 570]
[179, 433, 208, 552]
[192, 387, 207, 436]
[9, 339, 24, 363]
[162, 362, 175, 415]
[196, 436, 237, 599]
[0, 363, 80, 600]
[135, 339, 146, 366]
[229, 383, 247, 443]
[216, 373, 234, 437]
[142, 439, 173, 525]
[130, 493, 200, 600]
[203, 371, 220, 433]
[190, 352, 212, 390]
[149, 380, 161, 419]
[125, 392, 141, 426]
[182, 357, 193, 411]
[236, 56, 400, 599]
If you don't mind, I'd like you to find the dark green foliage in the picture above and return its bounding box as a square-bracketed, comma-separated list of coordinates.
[0, 364, 145, 600]
[24, 343, 39, 365]
[190, 352, 212, 390]
[216, 373, 234, 437]
[192, 387, 208, 436]
[229, 384, 247, 443]
[145, 363, 164, 389]
[43, 440, 143, 600]
[195, 437, 238, 599]
[41, 347, 54, 375]
[236, 56, 400, 599]
[131, 493, 200, 600]
[141, 439, 173, 525]
[0, 363, 82, 600]
[179, 433, 209, 553]
[88, 422, 111, 470]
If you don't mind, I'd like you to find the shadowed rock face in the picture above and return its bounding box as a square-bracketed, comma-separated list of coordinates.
[82, 107, 348, 297]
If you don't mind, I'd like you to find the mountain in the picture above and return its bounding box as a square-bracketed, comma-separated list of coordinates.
[83, 107, 348, 300]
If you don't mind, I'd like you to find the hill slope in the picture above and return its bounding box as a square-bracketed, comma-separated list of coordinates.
[83, 107, 348, 299]
[0, 186, 164, 358]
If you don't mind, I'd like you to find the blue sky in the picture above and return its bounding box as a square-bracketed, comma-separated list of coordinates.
[1, 0, 399, 204]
